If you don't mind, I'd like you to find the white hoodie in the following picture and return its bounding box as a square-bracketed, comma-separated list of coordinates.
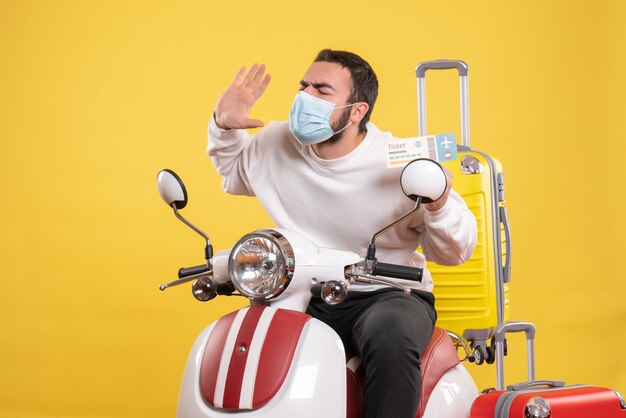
[207, 119, 477, 292]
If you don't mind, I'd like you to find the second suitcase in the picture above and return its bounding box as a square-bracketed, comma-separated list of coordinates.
[469, 319, 626, 417]
[470, 381, 626, 418]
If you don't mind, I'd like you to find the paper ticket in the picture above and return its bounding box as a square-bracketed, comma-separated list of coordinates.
[385, 133, 458, 168]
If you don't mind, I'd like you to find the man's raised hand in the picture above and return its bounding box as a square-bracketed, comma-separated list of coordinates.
[214, 64, 272, 130]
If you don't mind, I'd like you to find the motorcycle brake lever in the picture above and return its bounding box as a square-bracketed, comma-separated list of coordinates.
[159, 270, 212, 291]
[350, 274, 412, 295]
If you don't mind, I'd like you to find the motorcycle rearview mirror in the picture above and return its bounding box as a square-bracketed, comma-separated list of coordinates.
[366, 159, 448, 267]
[156, 169, 213, 289]
[400, 158, 448, 204]
[157, 169, 188, 209]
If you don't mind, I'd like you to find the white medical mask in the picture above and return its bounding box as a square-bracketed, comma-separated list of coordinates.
[288, 91, 355, 145]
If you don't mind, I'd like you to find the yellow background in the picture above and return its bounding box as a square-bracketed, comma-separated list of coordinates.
[1, 1, 625, 416]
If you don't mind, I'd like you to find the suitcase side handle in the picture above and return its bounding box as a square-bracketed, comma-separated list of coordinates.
[494, 321, 537, 390]
[415, 59, 470, 147]
[500, 206, 512, 283]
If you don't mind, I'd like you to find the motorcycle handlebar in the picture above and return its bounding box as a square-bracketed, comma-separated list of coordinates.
[178, 264, 210, 278]
[372, 262, 423, 282]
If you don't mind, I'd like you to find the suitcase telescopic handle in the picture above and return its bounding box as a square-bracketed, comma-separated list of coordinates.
[415, 60, 469, 77]
[415, 59, 470, 147]
[494, 321, 536, 390]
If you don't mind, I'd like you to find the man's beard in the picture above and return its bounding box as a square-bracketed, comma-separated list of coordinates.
[324, 106, 352, 145]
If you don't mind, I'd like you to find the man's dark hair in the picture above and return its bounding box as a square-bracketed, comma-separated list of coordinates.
[314, 49, 378, 132]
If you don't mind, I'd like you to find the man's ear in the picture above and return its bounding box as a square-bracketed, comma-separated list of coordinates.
[350, 102, 370, 124]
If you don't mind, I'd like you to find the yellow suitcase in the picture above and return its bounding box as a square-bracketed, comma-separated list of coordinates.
[415, 60, 511, 337]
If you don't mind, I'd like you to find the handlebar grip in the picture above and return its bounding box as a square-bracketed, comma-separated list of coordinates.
[178, 264, 210, 278]
[373, 262, 423, 282]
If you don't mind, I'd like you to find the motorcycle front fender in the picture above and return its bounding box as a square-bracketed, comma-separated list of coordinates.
[177, 306, 346, 418]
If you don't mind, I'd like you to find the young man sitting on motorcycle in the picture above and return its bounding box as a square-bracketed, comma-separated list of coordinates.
[207, 49, 477, 418]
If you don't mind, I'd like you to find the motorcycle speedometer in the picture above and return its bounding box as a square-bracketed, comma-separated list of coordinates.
[228, 229, 295, 300]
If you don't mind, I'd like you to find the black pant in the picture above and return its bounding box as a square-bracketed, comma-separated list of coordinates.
[306, 288, 437, 418]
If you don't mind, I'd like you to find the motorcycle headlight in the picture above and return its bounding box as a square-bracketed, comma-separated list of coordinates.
[228, 229, 295, 299]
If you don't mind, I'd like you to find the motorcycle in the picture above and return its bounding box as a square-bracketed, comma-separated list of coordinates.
[156, 158, 626, 418]
[156, 158, 477, 418]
